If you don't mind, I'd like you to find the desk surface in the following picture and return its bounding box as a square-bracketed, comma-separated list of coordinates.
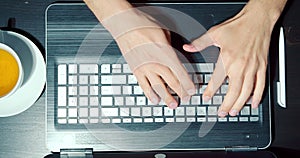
[0, 0, 299, 157]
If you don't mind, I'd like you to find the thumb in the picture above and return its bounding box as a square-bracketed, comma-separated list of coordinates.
[183, 33, 215, 53]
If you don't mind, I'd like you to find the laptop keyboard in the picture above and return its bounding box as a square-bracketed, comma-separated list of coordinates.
[56, 63, 260, 124]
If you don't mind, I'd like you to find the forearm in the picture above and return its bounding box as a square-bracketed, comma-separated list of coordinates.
[245, 0, 287, 25]
[83, 0, 132, 22]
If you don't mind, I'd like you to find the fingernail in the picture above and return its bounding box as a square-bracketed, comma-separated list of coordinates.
[229, 109, 238, 116]
[187, 89, 196, 95]
[218, 111, 228, 117]
[169, 102, 178, 109]
[182, 96, 190, 103]
[251, 101, 259, 108]
[203, 95, 211, 102]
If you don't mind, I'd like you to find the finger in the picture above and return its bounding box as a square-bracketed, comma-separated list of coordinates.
[252, 66, 266, 108]
[134, 72, 160, 105]
[229, 73, 255, 116]
[156, 65, 189, 101]
[218, 76, 243, 117]
[183, 33, 216, 53]
[203, 55, 227, 101]
[169, 61, 196, 97]
[147, 73, 178, 109]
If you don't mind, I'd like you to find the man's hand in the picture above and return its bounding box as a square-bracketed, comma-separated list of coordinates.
[183, 0, 287, 116]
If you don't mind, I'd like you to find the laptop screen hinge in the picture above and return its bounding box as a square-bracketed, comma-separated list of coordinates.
[60, 148, 93, 158]
[225, 146, 258, 152]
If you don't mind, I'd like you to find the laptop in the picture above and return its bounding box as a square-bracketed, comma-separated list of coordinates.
[45, 2, 274, 157]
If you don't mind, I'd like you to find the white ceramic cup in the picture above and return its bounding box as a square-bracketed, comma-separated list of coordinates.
[0, 43, 24, 101]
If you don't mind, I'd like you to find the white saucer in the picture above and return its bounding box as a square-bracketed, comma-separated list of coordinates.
[0, 31, 46, 117]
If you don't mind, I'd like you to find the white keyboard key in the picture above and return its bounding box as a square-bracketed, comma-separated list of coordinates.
[58, 64, 67, 85]
[134, 86, 143, 95]
[123, 118, 132, 123]
[122, 86, 132, 95]
[197, 106, 206, 116]
[175, 107, 185, 116]
[114, 97, 124, 106]
[187, 117, 196, 122]
[164, 107, 174, 116]
[79, 64, 98, 74]
[68, 86, 77, 95]
[144, 118, 153, 123]
[68, 119, 77, 124]
[205, 74, 212, 83]
[79, 119, 88, 124]
[90, 119, 99, 124]
[68, 64, 77, 74]
[112, 64, 122, 73]
[112, 118, 121, 123]
[68, 97, 77, 106]
[202, 97, 212, 105]
[142, 107, 152, 116]
[176, 118, 185, 122]
[221, 85, 228, 94]
[79, 108, 88, 117]
[137, 96, 146, 105]
[229, 117, 238, 122]
[218, 117, 227, 122]
[213, 96, 223, 105]
[101, 64, 110, 73]
[154, 118, 164, 122]
[240, 106, 250, 115]
[250, 117, 259, 122]
[101, 97, 113, 106]
[208, 117, 217, 122]
[133, 118, 143, 123]
[195, 63, 214, 73]
[79, 86, 88, 95]
[125, 97, 135, 105]
[197, 117, 206, 122]
[166, 118, 175, 122]
[191, 96, 201, 105]
[90, 108, 99, 117]
[101, 86, 121, 95]
[128, 75, 137, 84]
[68, 108, 77, 117]
[101, 108, 118, 117]
[57, 87, 66, 106]
[186, 107, 196, 116]
[199, 85, 207, 94]
[251, 108, 259, 115]
[57, 109, 66, 117]
[79, 97, 88, 106]
[239, 117, 249, 122]
[181, 98, 190, 105]
[131, 107, 141, 116]
[153, 107, 163, 116]
[68, 75, 77, 84]
[101, 75, 126, 84]
[120, 108, 130, 116]
[89, 97, 99, 106]
[123, 64, 132, 73]
[90, 86, 99, 95]
[58, 119, 67, 124]
[90, 75, 98, 84]
[79, 75, 88, 84]
[101, 118, 111, 123]
[208, 106, 218, 115]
